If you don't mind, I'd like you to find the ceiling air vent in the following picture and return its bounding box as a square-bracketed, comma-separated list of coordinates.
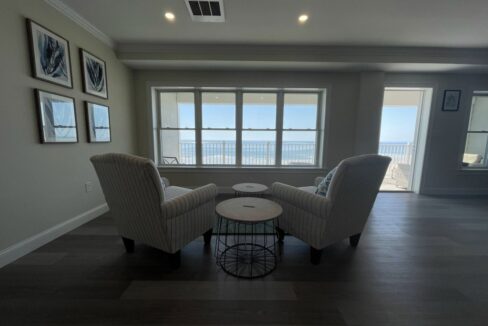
[185, 0, 225, 23]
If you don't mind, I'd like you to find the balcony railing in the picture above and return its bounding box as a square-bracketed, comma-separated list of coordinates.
[177, 141, 315, 165]
[165, 141, 413, 169]
[378, 142, 414, 179]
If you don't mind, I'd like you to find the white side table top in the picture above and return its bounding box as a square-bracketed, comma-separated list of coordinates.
[232, 183, 268, 194]
[216, 197, 282, 222]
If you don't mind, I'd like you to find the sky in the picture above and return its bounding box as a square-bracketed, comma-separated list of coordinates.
[379, 106, 418, 143]
[175, 103, 417, 143]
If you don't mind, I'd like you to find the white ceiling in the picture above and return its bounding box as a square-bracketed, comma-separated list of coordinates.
[59, 0, 488, 48]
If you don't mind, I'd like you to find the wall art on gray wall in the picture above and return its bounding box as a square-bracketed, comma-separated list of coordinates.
[85, 102, 111, 143]
[80, 49, 108, 99]
[26, 19, 73, 88]
[35, 89, 78, 143]
[442, 90, 461, 111]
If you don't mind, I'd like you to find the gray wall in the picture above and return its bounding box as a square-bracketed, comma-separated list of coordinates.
[386, 73, 488, 194]
[0, 0, 136, 251]
[134, 69, 488, 194]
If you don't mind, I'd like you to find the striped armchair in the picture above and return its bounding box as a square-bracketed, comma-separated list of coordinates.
[90, 153, 217, 268]
[271, 154, 391, 264]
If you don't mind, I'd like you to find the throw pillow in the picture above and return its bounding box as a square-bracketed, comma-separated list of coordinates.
[316, 167, 337, 197]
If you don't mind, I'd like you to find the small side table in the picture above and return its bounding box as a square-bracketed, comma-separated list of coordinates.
[232, 183, 268, 197]
[215, 197, 282, 279]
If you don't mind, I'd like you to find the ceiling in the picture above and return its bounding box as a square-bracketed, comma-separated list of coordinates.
[59, 0, 488, 48]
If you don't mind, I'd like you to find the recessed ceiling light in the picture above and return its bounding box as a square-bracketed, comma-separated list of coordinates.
[165, 12, 175, 21]
[298, 14, 309, 24]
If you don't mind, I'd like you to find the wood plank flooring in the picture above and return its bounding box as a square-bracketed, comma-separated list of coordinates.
[1, 193, 488, 325]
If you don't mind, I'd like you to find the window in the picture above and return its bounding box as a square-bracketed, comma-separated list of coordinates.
[156, 89, 324, 167]
[201, 92, 236, 165]
[242, 93, 277, 165]
[282, 93, 319, 166]
[463, 92, 488, 169]
[159, 92, 196, 164]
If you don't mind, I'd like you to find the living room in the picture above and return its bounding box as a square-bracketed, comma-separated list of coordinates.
[1, 0, 488, 324]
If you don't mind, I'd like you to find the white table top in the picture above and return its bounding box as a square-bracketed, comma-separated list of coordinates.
[232, 183, 268, 193]
[216, 197, 283, 222]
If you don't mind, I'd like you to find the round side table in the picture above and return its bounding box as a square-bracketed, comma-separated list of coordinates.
[215, 197, 282, 279]
[232, 183, 268, 197]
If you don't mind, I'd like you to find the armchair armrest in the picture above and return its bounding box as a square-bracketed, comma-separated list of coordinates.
[162, 183, 218, 218]
[314, 177, 324, 187]
[271, 182, 329, 218]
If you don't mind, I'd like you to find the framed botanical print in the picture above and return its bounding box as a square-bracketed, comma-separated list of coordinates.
[80, 49, 108, 99]
[85, 102, 111, 143]
[442, 90, 461, 111]
[26, 19, 73, 88]
[35, 89, 78, 143]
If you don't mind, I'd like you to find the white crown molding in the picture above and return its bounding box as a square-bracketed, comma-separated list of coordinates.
[44, 0, 115, 48]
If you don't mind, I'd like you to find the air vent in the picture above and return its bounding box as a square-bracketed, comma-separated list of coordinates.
[185, 0, 225, 22]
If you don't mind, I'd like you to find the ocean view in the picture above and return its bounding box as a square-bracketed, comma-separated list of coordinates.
[172, 140, 412, 165]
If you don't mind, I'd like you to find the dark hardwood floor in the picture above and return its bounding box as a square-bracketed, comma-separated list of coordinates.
[1, 193, 488, 325]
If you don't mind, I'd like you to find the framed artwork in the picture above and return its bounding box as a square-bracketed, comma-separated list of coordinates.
[26, 19, 73, 88]
[85, 102, 111, 143]
[35, 89, 78, 143]
[80, 49, 108, 99]
[442, 90, 461, 111]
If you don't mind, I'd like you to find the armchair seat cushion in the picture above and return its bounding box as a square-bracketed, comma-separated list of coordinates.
[298, 186, 318, 194]
[165, 186, 192, 201]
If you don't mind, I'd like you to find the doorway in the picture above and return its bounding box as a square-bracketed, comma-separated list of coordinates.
[378, 88, 432, 192]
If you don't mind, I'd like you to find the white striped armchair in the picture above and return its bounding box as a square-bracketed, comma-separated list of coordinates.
[91, 153, 217, 268]
[271, 154, 391, 264]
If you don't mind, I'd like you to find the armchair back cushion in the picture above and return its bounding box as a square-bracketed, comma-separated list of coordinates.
[90, 153, 167, 246]
[324, 154, 391, 243]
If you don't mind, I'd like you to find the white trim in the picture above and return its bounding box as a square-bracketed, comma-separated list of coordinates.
[0, 203, 108, 268]
[420, 187, 488, 195]
[44, 0, 115, 48]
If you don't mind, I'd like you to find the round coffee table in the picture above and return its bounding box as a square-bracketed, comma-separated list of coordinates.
[232, 183, 268, 197]
[215, 197, 282, 279]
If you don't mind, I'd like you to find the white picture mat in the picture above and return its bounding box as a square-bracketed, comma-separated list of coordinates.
[82, 51, 108, 98]
[30, 22, 72, 87]
[87, 103, 110, 142]
[39, 91, 77, 142]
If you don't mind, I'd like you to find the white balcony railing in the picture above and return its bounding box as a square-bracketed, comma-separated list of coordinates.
[167, 141, 413, 169]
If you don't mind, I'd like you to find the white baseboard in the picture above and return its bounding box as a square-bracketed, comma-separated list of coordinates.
[420, 187, 488, 195]
[0, 203, 108, 268]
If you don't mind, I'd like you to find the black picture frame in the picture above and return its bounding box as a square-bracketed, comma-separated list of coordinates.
[85, 101, 111, 143]
[34, 89, 78, 144]
[80, 49, 108, 99]
[26, 19, 73, 88]
[442, 90, 461, 111]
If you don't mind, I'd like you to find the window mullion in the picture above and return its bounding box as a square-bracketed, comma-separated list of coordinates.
[276, 91, 284, 166]
[195, 90, 202, 166]
[156, 91, 163, 165]
[315, 91, 323, 167]
[236, 90, 243, 166]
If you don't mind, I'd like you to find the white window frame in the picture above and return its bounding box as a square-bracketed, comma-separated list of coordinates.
[155, 88, 325, 168]
[461, 91, 488, 170]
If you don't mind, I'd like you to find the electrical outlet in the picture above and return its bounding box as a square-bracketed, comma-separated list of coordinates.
[85, 181, 93, 193]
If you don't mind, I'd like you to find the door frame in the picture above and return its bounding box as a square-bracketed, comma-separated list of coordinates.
[380, 86, 434, 193]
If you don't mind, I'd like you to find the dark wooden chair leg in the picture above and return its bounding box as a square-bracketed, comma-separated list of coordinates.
[203, 228, 213, 245]
[122, 237, 134, 253]
[350, 233, 361, 247]
[169, 250, 181, 269]
[276, 227, 285, 243]
[310, 247, 323, 265]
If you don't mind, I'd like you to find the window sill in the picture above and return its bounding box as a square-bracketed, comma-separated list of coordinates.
[158, 165, 325, 174]
[458, 167, 488, 174]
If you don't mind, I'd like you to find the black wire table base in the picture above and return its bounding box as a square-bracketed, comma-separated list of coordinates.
[215, 216, 279, 279]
